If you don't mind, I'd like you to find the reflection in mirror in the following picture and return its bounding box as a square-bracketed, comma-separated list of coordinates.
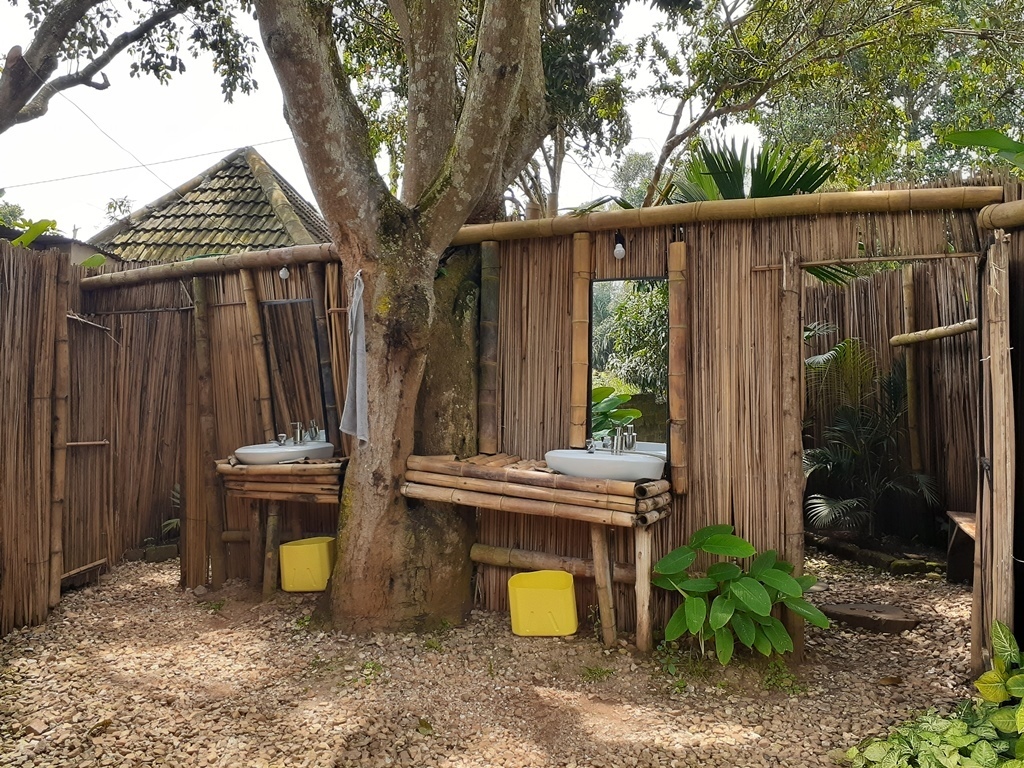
[590, 279, 668, 443]
[260, 299, 328, 436]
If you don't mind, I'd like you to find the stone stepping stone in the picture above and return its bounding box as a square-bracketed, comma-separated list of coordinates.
[820, 603, 919, 633]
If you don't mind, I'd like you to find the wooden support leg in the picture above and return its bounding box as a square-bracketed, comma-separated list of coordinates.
[590, 523, 617, 647]
[263, 502, 281, 598]
[634, 525, 653, 653]
[249, 504, 263, 588]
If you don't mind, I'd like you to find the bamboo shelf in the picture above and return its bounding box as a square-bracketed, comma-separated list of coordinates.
[215, 459, 347, 596]
[402, 453, 672, 653]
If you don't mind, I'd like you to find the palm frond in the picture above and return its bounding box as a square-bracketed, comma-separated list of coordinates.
[805, 264, 859, 286]
[805, 494, 869, 529]
[805, 338, 877, 411]
[699, 137, 747, 199]
[803, 321, 838, 343]
[750, 144, 837, 198]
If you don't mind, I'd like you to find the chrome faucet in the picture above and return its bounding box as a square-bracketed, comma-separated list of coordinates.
[291, 422, 306, 444]
[585, 438, 596, 453]
[611, 426, 624, 455]
[624, 424, 636, 452]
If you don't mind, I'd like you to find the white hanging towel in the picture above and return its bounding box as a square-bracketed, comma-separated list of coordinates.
[340, 269, 370, 445]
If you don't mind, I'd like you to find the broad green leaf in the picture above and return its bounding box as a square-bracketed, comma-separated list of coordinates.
[976, 670, 1011, 703]
[709, 595, 735, 630]
[795, 574, 818, 590]
[993, 621, 1021, 664]
[665, 604, 689, 642]
[971, 739, 999, 768]
[706, 562, 742, 582]
[1007, 674, 1024, 698]
[701, 534, 756, 558]
[79, 254, 106, 268]
[1017, 702, 1024, 735]
[730, 577, 773, 616]
[730, 611, 756, 647]
[654, 546, 696, 575]
[758, 568, 803, 598]
[751, 627, 772, 657]
[988, 706, 1018, 734]
[782, 597, 830, 629]
[684, 596, 707, 636]
[688, 524, 734, 548]
[591, 386, 615, 403]
[944, 129, 1024, 155]
[714, 626, 734, 666]
[761, 617, 794, 654]
[995, 656, 1011, 679]
[771, 560, 795, 574]
[678, 577, 717, 594]
[652, 572, 688, 592]
[862, 742, 888, 762]
[748, 550, 776, 578]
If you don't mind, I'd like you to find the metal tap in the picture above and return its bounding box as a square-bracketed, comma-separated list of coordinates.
[306, 419, 319, 442]
[624, 424, 636, 452]
[612, 426, 624, 455]
[291, 422, 306, 444]
[585, 438, 596, 453]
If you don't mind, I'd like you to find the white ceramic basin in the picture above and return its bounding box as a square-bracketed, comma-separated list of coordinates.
[233, 441, 335, 465]
[634, 441, 667, 459]
[544, 449, 665, 482]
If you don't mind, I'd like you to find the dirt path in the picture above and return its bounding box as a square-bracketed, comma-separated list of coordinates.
[1, 551, 971, 767]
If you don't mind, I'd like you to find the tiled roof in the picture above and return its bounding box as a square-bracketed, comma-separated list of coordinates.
[88, 147, 331, 263]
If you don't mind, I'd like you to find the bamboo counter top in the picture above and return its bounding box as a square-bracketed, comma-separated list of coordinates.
[216, 458, 347, 505]
[402, 453, 672, 653]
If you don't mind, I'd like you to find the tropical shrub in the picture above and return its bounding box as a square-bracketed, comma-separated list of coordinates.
[590, 386, 642, 439]
[653, 524, 829, 665]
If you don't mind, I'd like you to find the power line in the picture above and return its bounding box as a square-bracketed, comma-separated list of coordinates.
[2, 137, 294, 189]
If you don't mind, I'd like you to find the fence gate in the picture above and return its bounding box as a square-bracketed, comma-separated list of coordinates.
[974, 231, 1015, 673]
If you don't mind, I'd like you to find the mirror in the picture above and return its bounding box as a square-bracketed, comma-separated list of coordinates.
[590, 279, 668, 442]
[260, 299, 328, 436]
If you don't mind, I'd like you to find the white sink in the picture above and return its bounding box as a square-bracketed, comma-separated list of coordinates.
[233, 441, 335, 465]
[634, 441, 667, 459]
[544, 449, 665, 482]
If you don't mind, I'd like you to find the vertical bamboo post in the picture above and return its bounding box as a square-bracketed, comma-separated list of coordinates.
[307, 263, 340, 443]
[49, 255, 70, 607]
[590, 523, 617, 646]
[193, 277, 227, 588]
[263, 501, 281, 598]
[479, 241, 500, 454]
[902, 266, 922, 472]
[570, 233, 593, 448]
[667, 242, 690, 495]
[240, 269, 276, 442]
[634, 525, 654, 653]
[780, 250, 805, 661]
[249, 504, 263, 588]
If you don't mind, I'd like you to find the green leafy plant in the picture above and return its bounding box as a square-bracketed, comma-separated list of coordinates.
[761, 659, 805, 695]
[10, 219, 57, 247]
[590, 385, 642, 440]
[944, 129, 1024, 173]
[653, 524, 829, 666]
[581, 666, 615, 683]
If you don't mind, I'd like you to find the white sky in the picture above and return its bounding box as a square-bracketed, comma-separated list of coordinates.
[0, 8, 684, 240]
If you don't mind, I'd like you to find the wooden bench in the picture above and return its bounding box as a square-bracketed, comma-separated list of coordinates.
[946, 510, 976, 584]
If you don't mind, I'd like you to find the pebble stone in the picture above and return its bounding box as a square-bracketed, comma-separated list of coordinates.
[0, 550, 972, 767]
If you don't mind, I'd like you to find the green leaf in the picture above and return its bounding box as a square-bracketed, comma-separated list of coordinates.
[79, 253, 106, 268]
[758, 569, 803, 598]
[688, 524, 734, 548]
[971, 739, 999, 768]
[771, 560, 795, 575]
[700, 534, 756, 558]
[988, 706, 1019, 734]
[761, 617, 794, 654]
[654, 546, 696, 575]
[652, 572, 688, 592]
[976, 670, 1011, 703]
[993, 621, 1020, 665]
[706, 562, 742, 582]
[709, 595, 735, 630]
[862, 742, 888, 762]
[730, 577, 773, 616]
[1007, 675, 1024, 698]
[751, 627, 772, 657]
[730, 611, 756, 647]
[1016, 702, 1024, 735]
[944, 129, 1024, 155]
[591, 386, 615, 403]
[665, 604, 689, 642]
[678, 578, 717, 594]
[714, 626, 734, 666]
[684, 596, 707, 636]
[782, 597, 830, 629]
[795, 574, 818, 590]
[748, 550, 777, 578]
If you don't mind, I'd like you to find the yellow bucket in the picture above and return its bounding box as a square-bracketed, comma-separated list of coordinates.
[508, 570, 578, 636]
[279, 536, 335, 592]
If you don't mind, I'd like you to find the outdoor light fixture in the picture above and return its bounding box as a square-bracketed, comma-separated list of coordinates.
[279, 266, 290, 280]
[613, 231, 626, 260]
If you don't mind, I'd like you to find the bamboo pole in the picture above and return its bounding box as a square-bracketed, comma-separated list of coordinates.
[635, 480, 671, 499]
[249, 505, 263, 588]
[978, 200, 1024, 231]
[263, 501, 281, 598]
[215, 460, 345, 475]
[634, 525, 654, 653]
[667, 241, 689, 495]
[307, 262, 340, 443]
[636, 492, 672, 513]
[193, 277, 227, 588]
[401, 481, 637, 527]
[404, 470, 637, 512]
[890, 318, 978, 347]
[479, 241, 500, 454]
[48, 256, 70, 609]
[470, 543, 637, 583]
[239, 269, 276, 441]
[590, 524, 617, 646]
[222, 481, 340, 495]
[635, 506, 672, 527]
[780, 251, 805, 661]
[902, 266, 923, 472]
[228, 490, 339, 504]
[787, 251, 980, 270]
[407, 455, 639, 497]
[570, 233, 593, 448]
[80, 243, 339, 291]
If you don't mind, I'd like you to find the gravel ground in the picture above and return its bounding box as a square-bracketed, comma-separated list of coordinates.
[1, 550, 971, 768]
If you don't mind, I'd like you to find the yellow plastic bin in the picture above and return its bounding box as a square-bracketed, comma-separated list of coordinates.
[508, 570, 578, 636]
[279, 536, 336, 592]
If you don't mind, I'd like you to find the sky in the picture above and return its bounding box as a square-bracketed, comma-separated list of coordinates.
[0, 8, 683, 240]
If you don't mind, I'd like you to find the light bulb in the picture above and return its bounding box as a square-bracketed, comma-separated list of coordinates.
[279, 266, 290, 280]
[613, 242, 626, 260]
